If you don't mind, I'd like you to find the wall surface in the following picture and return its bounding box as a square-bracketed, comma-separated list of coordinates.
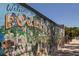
[0, 3, 64, 56]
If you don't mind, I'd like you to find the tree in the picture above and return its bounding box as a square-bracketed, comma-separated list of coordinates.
[65, 27, 79, 39]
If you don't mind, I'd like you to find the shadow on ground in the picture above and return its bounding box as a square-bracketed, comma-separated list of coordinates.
[54, 50, 79, 56]
[54, 39, 79, 56]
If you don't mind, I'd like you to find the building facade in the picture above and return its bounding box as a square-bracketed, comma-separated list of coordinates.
[0, 3, 64, 56]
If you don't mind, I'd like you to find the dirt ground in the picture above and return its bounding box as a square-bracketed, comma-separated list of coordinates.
[54, 39, 79, 56]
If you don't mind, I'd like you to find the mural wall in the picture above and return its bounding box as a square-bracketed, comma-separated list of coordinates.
[0, 3, 64, 56]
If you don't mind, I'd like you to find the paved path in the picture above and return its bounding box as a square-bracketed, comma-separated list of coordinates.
[55, 39, 79, 56]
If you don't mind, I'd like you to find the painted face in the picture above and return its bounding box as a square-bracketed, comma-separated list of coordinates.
[2, 41, 9, 49]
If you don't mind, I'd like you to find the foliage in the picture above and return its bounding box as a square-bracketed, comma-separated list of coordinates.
[65, 27, 79, 39]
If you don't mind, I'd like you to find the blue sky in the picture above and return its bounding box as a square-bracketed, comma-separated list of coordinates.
[29, 3, 79, 27]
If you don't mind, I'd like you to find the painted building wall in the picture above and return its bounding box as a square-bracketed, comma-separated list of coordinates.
[0, 3, 64, 56]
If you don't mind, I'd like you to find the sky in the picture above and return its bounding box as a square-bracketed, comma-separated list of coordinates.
[29, 3, 79, 27]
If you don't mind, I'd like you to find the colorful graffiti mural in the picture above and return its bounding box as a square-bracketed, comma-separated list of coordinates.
[0, 3, 64, 56]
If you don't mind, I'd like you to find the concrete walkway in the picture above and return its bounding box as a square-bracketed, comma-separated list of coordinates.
[55, 39, 79, 56]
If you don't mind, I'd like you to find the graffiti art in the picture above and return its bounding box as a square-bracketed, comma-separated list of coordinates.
[0, 3, 64, 56]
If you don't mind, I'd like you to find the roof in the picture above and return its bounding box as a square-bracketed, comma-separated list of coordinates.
[19, 3, 61, 27]
[59, 25, 64, 29]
